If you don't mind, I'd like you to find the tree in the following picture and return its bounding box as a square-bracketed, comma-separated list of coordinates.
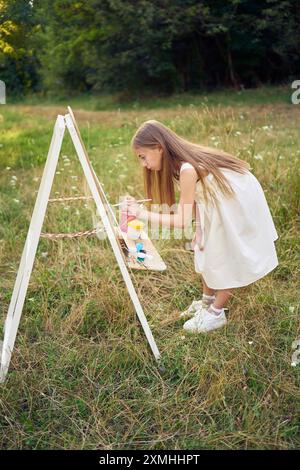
[0, 0, 39, 95]
[1, 0, 300, 96]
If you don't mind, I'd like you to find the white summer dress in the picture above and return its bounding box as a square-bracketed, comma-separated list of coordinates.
[179, 162, 279, 289]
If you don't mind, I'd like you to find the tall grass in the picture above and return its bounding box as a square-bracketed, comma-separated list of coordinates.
[0, 86, 299, 449]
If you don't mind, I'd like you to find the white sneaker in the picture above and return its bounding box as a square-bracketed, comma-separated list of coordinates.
[183, 307, 227, 333]
[180, 300, 206, 318]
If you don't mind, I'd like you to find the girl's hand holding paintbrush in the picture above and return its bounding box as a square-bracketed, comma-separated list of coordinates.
[120, 196, 150, 219]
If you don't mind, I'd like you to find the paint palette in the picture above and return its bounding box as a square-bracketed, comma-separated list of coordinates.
[115, 227, 167, 271]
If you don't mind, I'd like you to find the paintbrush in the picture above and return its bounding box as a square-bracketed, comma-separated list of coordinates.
[112, 198, 152, 207]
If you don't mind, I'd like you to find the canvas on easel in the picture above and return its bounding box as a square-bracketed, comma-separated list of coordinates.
[0, 107, 161, 383]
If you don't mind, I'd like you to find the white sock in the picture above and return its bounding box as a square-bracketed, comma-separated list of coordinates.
[202, 293, 216, 302]
[208, 304, 223, 316]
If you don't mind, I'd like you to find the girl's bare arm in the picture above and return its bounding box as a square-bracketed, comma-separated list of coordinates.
[139, 168, 198, 229]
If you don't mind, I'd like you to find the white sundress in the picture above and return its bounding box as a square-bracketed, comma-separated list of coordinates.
[179, 162, 279, 289]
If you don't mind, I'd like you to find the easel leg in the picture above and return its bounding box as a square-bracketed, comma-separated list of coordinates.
[0, 116, 65, 382]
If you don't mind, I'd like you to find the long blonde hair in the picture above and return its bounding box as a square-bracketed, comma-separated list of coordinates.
[131, 119, 251, 207]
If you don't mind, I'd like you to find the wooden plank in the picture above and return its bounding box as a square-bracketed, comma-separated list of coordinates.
[115, 227, 167, 271]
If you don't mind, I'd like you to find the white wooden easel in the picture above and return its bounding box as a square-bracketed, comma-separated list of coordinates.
[0, 107, 161, 383]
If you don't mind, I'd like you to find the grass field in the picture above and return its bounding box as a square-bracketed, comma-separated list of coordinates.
[0, 86, 299, 449]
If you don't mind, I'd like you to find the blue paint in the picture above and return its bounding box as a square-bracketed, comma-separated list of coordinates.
[135, 242, 144, 252]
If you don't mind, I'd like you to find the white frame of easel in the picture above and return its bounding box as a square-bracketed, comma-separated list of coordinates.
[0, 109, 161, 383]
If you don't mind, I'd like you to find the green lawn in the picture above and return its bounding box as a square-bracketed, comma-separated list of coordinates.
[0, 86, 299, 449]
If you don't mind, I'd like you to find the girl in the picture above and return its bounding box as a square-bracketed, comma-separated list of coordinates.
[122, 120, 278, 333]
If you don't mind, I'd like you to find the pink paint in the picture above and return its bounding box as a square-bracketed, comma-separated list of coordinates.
[120, 209, 136, 233]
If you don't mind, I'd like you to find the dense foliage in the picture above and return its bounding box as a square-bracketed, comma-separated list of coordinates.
[0, 0, 299, 96]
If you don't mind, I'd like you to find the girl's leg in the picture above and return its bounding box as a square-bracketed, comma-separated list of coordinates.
[201, 275, 216, 296]
[201, 276, 234, 312]
[210, 289, 233, 310]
